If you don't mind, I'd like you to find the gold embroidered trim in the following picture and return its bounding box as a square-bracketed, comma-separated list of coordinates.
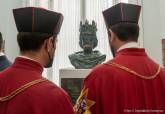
[75, 88, 95, 114]
[0, 78, 47, 102]
[104, 62, 161, 80]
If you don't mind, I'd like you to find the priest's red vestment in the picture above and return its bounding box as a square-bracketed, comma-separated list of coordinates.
[0, 57, 74, 114]
[75, 48, 165, 114]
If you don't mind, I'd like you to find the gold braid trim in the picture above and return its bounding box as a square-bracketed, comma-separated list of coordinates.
[104, 62, 161, 80]
[0, 78, 47, 102]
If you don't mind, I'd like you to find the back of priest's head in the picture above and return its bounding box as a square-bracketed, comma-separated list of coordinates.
[103, 3, 141, 42]
[13, 7, 63, 68]
[13, 7, 63, 53]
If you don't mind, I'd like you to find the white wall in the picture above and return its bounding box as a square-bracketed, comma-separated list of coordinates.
[129, 0, 163, 66]
[160, 0, 165, 65]
[0, 0, 8, 52]
[0, 0, 165, 66]
[0, 0, 22, 62]
[160, 0, 165, 43]
[142, 0, 162, 65]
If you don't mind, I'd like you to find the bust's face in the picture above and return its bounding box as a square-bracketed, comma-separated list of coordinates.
[79, 21, 98, 52]
[81, 34, 96, 53]
[81, 33, 94, 52]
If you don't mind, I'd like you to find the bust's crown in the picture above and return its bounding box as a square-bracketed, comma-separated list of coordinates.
[79, 20, 97, 34]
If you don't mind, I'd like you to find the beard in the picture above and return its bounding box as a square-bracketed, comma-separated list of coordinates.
[110, 44, 116, 57]
[44, 51, 55, 68]
[108, 32, 115, 57]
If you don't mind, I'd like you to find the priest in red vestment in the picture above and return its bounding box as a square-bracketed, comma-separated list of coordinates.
[0, 7, 74, 114]
[75, 3, 165, 114]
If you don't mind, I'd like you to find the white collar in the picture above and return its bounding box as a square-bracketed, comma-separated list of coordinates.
[18, 56, 44, 71]
[117, 42, 139, 52]
[18, 55, 42, 66]
[0, 52, 5, 56]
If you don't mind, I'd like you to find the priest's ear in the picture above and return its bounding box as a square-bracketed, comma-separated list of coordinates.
[44, 36, 57, 52]
[108, 29, 116, 43]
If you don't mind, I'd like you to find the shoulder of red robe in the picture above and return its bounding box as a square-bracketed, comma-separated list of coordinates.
[104, 62, 161, 80]
[0, 78, 48, 102]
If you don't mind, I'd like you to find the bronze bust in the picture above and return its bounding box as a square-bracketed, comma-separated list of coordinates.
[69, 20, 106, 69]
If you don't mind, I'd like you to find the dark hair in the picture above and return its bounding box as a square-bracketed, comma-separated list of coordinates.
[17, 32, 54, 52]
[0, 32, 3, 49]
[110, 22, 139, 42]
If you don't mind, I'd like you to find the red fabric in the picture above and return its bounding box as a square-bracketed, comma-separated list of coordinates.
[76, 48, 165, 114]
[0, 57, 74, 114]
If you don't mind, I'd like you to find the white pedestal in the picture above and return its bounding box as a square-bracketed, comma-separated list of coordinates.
[60, 68, 91, 79]
[59, 68, 91, 104]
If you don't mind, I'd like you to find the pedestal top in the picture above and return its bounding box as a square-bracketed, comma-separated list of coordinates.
[59, 68, 92, 78]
